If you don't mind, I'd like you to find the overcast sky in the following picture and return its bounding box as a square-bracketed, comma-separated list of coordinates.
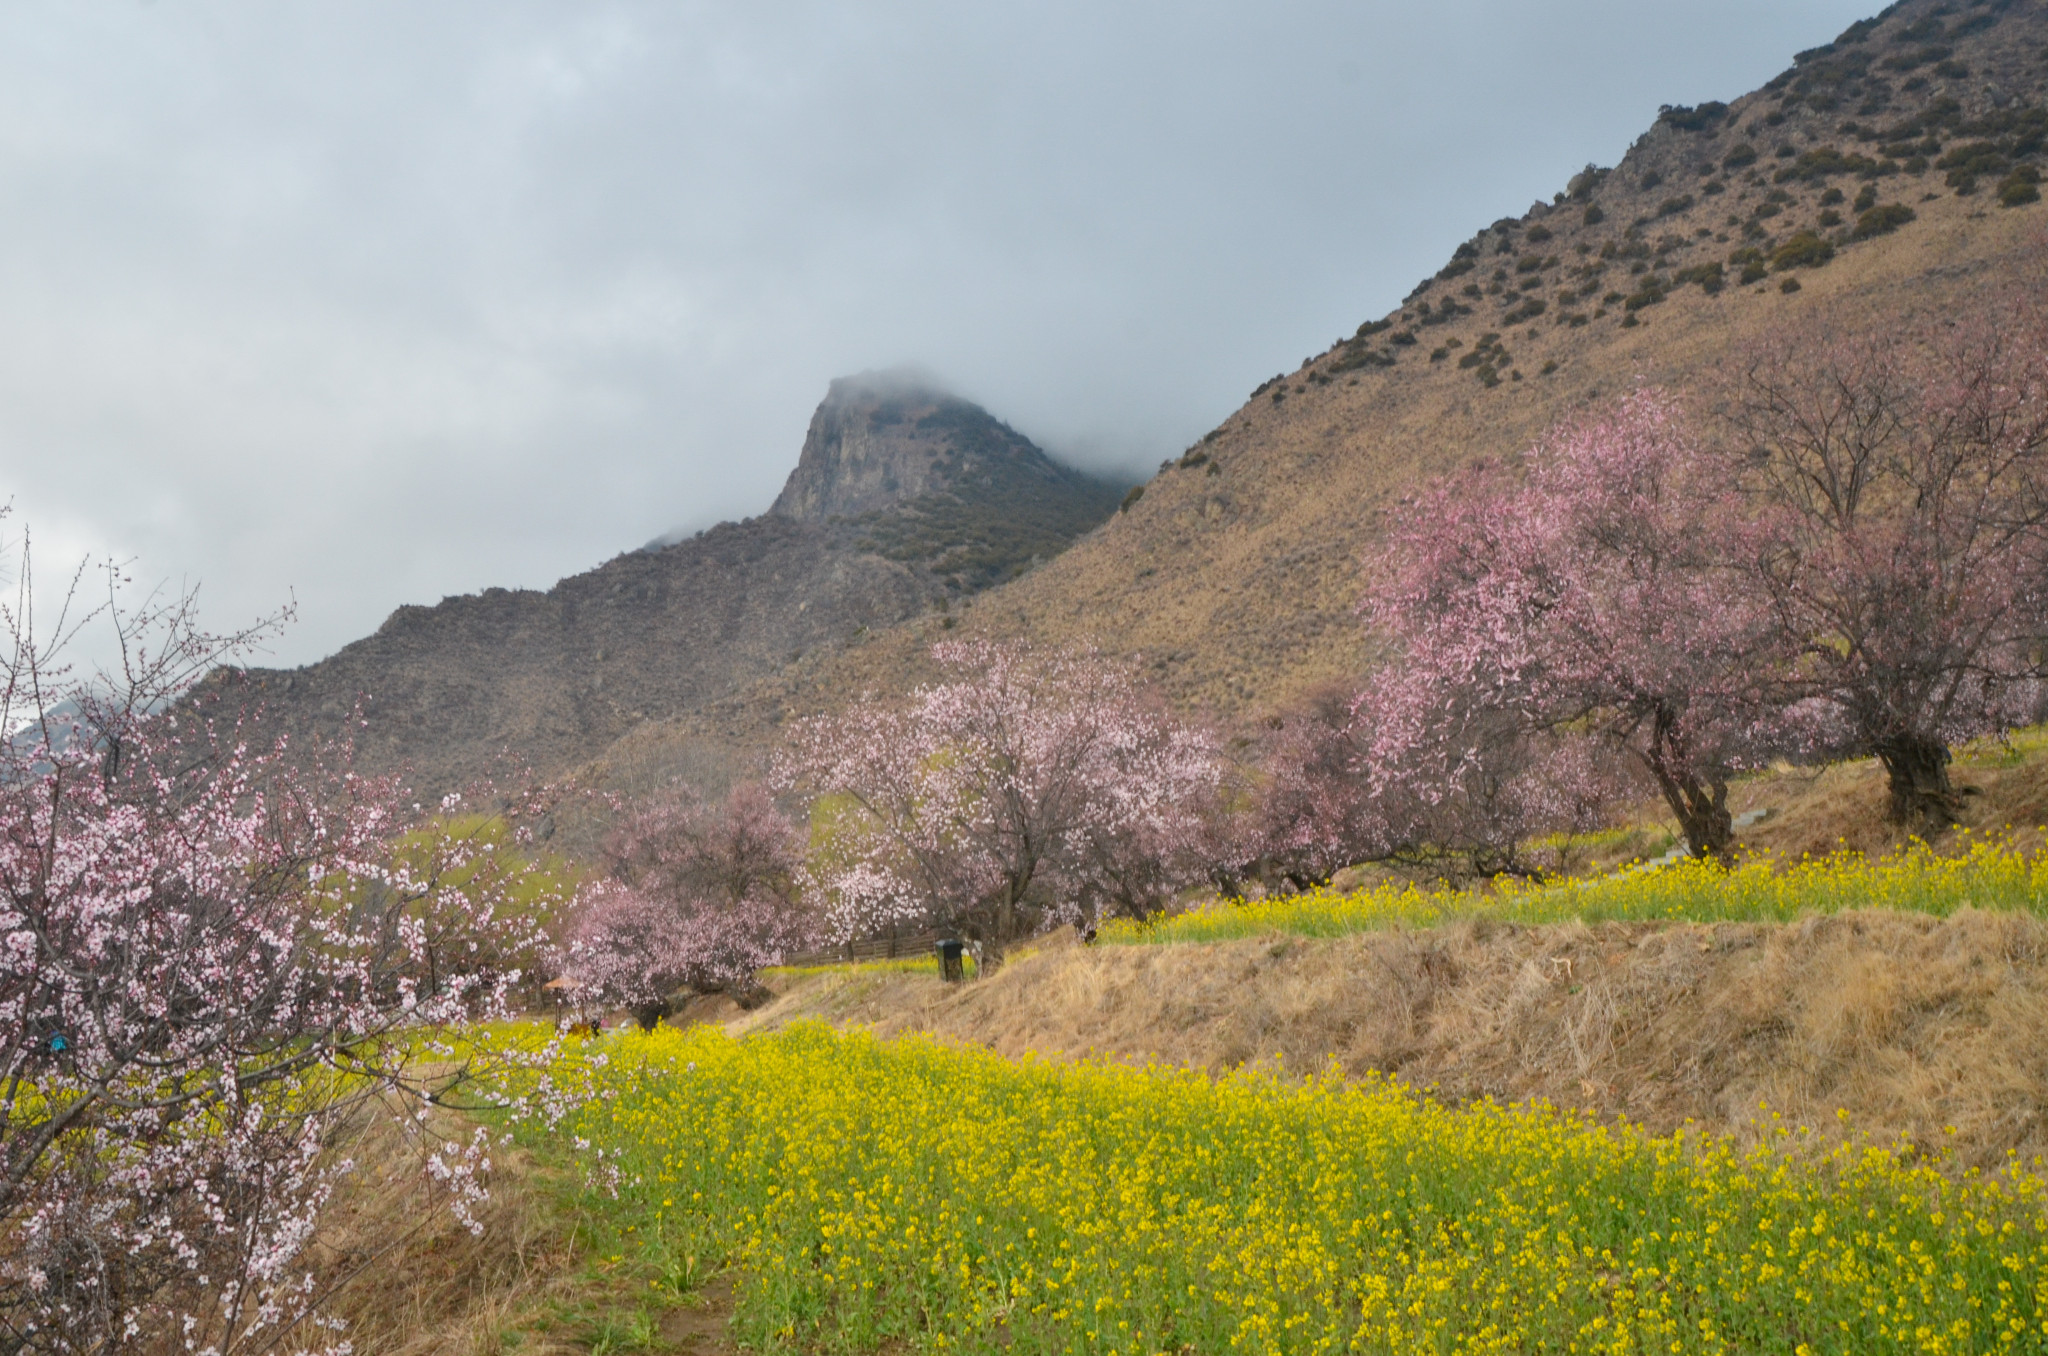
[0, 0, 1874, 669]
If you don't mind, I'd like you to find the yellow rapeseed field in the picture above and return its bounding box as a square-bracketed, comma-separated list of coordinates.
[531, 1023, 2048, 1354]
[1109, 839, 2048, 945]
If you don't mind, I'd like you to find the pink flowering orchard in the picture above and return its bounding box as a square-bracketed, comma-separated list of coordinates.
[1359, 390, 1772, 862]
[777, 641, 1219, 964]
[1351, 283, 2048, 862]
[0, 534, 564, 1354]
[565, 782, 816, 1023]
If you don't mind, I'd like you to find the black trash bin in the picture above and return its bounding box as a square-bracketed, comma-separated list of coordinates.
[935, 937, 966, 983]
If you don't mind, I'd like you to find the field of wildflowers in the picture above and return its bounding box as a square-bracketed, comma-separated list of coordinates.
[1107, 838, 2048, 945]
[528, 1023, 2048, 1355]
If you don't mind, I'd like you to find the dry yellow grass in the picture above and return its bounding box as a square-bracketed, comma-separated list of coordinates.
[736, 909, 2048, 1176]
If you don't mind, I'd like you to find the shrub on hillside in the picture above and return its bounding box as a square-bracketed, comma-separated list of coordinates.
[1623, 280, 1668, 311]
[1852, 202, 1916, 239]
[1658, 101, 1728, 132]
[1673, 261, 1726, 294]
[1725, 143, 1759, 170]
[1770, 230, 1835, 270]
[1940, 141, 2008, 192]
[1775, 146, 1884, 184]
[2001, 166, 2043, 207]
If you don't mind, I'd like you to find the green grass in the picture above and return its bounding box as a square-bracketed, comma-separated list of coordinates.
[1107, 837, 2048, 945]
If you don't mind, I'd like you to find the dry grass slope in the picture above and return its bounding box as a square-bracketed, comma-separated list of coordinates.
[736, 909, 2048, 1177]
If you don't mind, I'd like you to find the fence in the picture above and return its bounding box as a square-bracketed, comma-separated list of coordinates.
[781, 928, 947, 968]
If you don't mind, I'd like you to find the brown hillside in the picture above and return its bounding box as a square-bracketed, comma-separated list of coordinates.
[595, 0, 2048, 791]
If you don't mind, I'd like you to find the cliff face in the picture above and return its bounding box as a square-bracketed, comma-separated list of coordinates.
[211, 376, 1119, 798]
[770, 371, 988, 521]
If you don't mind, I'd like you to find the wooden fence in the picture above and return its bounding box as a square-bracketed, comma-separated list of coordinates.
[781, 928, 947, 968]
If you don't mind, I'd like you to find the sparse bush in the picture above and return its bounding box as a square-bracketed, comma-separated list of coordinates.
[1775, 145, 1884, 183]
[1525, 224, 1553, 243]
[1583, 204, 1605, 226]
[1702, 179, 1725, 196]
[1658, 194, 1695, 218]
[1852, 202, 1916, 239]
[1623, 281, 1667, 311]
[1673, 261, 1726, 294]
[1780, 277, 1803, 294]
[1820, 186, 1845, 205]
[1770, 230, 1835, 270]
[1854, 183, 1879, 212]
[1641, 170, 1664, 190]
[1940, 142, 2008, 191]
[1658, 101, 1728, 132]
[1119, 485, 1144, 513]
[1723, 143, 1759, 170]
[2000, 166, 2043, 207]
[1818, 208, 1843, 227]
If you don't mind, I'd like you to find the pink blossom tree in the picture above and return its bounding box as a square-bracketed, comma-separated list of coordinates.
[1245, 685, 1388, 889]
[564, 781, 815, 1023]
[777, 641, 1219, 965]
[1721, 293, 2048, 829]
[0, 525, 559, 1352]
[1255, 682, 1626, 882]
[1359, 391, 1778, 862]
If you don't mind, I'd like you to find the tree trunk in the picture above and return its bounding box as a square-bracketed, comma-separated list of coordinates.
[1646, 765, 1734, 864]
[628, 998, 671, 1031]
[1640, 711, 1735, 865]
[1874, 733, 1959, 832]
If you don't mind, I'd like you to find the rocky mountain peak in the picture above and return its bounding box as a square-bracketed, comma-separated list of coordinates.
[770, 369, 1055, 522]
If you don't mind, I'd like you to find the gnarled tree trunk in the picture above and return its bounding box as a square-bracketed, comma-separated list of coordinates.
[1873, 732, 1960, 832]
